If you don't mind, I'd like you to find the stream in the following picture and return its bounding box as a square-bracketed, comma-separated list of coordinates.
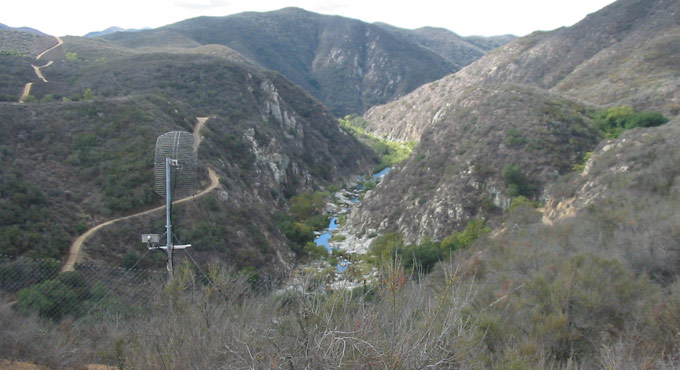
[313, 168, 391, 276]
[279, 167, 391, 293]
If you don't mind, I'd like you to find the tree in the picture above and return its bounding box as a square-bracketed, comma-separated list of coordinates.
[501, 164, 535, 197]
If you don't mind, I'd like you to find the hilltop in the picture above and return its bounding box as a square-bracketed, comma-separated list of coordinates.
[99, 7, 512, 116]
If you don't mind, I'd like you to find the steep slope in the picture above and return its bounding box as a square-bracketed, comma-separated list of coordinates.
[351, 0, 678, 243]
[350, 84, 600, 242]
[419, 117, 680, 367]
[544, 116, 680, 234]
[100, 8, 506, 116]
[0, 37, 375, 276]
[364, 0, 680, 142]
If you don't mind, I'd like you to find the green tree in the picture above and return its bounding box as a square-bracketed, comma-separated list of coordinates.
[82, 88, 95, 100]
[501, 164, 535, 197]
[369, 233, 404, 264]
[290, 192, 326, 221]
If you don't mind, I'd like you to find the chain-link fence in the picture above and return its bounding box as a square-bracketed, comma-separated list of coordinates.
[0, 253, 289, 323]
[0, 255, 166, 321]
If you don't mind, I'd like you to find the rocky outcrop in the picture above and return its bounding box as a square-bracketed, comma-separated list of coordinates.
[543, 117, 680, 224]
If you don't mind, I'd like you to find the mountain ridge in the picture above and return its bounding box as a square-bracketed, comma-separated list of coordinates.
[363, 0, 679, 143]
[350, 0, 679, 243]
[99, 7, 512, 116]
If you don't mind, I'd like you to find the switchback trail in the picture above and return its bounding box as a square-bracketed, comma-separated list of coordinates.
[62, 117, 217, 272]
[19, 36, 62, 102]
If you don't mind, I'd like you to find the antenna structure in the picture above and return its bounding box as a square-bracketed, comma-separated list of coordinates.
[145, 131, 197, 280]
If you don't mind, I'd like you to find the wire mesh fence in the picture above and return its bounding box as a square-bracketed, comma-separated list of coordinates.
[0, 255, 166, 321]
[0, 253, 289, 323]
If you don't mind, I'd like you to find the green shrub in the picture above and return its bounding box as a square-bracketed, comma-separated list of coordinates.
[290, 192, 327, 221]
[282, 222, 314, 253]
[593, 106, 669, 138]
[16, 271, 107, 320]
[572, 151, 593, 172]
[440, 219, 491, 253]
[369, 233, 404, 264]
[400, 237, 442, 273]
[363, 180, 377, 190]
[501, 164, 536, 197]
[508, 196, 538, 212]
[503, 128, 526, 148]
[303, 242, 328, 258]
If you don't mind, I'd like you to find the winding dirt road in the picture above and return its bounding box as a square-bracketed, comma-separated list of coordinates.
[62, 117, 217, 272]
[19, 36, 62, 102]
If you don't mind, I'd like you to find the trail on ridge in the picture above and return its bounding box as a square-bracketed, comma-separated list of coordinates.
[19, 36, 62, 102]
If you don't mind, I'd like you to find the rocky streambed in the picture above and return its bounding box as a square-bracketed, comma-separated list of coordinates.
[278, 169, 391, 293]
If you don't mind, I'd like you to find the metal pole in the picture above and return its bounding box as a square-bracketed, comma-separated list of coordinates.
[166, 157, 173, 281]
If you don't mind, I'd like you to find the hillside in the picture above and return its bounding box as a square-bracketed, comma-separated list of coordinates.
[0, 23, 46, 36]
[363, 0, 680, 143]
[350, 0, 679, 243]
[0, 35, 376, 275]
[4, 1, 680, 367]
[0, 30, 63, 101]
[100, 8, 511, 116]
[450, 116, 680, 366]
[350, 84, 601, 242]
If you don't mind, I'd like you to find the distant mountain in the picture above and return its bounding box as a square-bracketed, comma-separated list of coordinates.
[374, 23, 515, 70]
[350, 0, 680, 243]
[84, 26, 150, 38]
[0, 23, 46, 35]
[100, 8, 512, 116]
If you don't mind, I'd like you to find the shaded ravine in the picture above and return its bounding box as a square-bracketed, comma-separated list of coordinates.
[62, 117, 217, 272]
[19, 36, 62, 102]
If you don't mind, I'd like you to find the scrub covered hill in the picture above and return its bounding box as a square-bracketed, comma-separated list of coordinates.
[362, 0, 680, 143]
[101, 7, 512, 116]
[0, 36, 376, 276]
[351, 0, 680, 243]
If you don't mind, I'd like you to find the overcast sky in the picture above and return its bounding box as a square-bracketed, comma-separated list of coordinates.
[4, 0, 617, 37]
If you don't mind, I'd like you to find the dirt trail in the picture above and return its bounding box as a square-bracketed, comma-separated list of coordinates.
[32, 61, 53, 83]
[19, 36, 62, 102]
[61, 117, 217, 272]
[36, 36, 63, 60]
